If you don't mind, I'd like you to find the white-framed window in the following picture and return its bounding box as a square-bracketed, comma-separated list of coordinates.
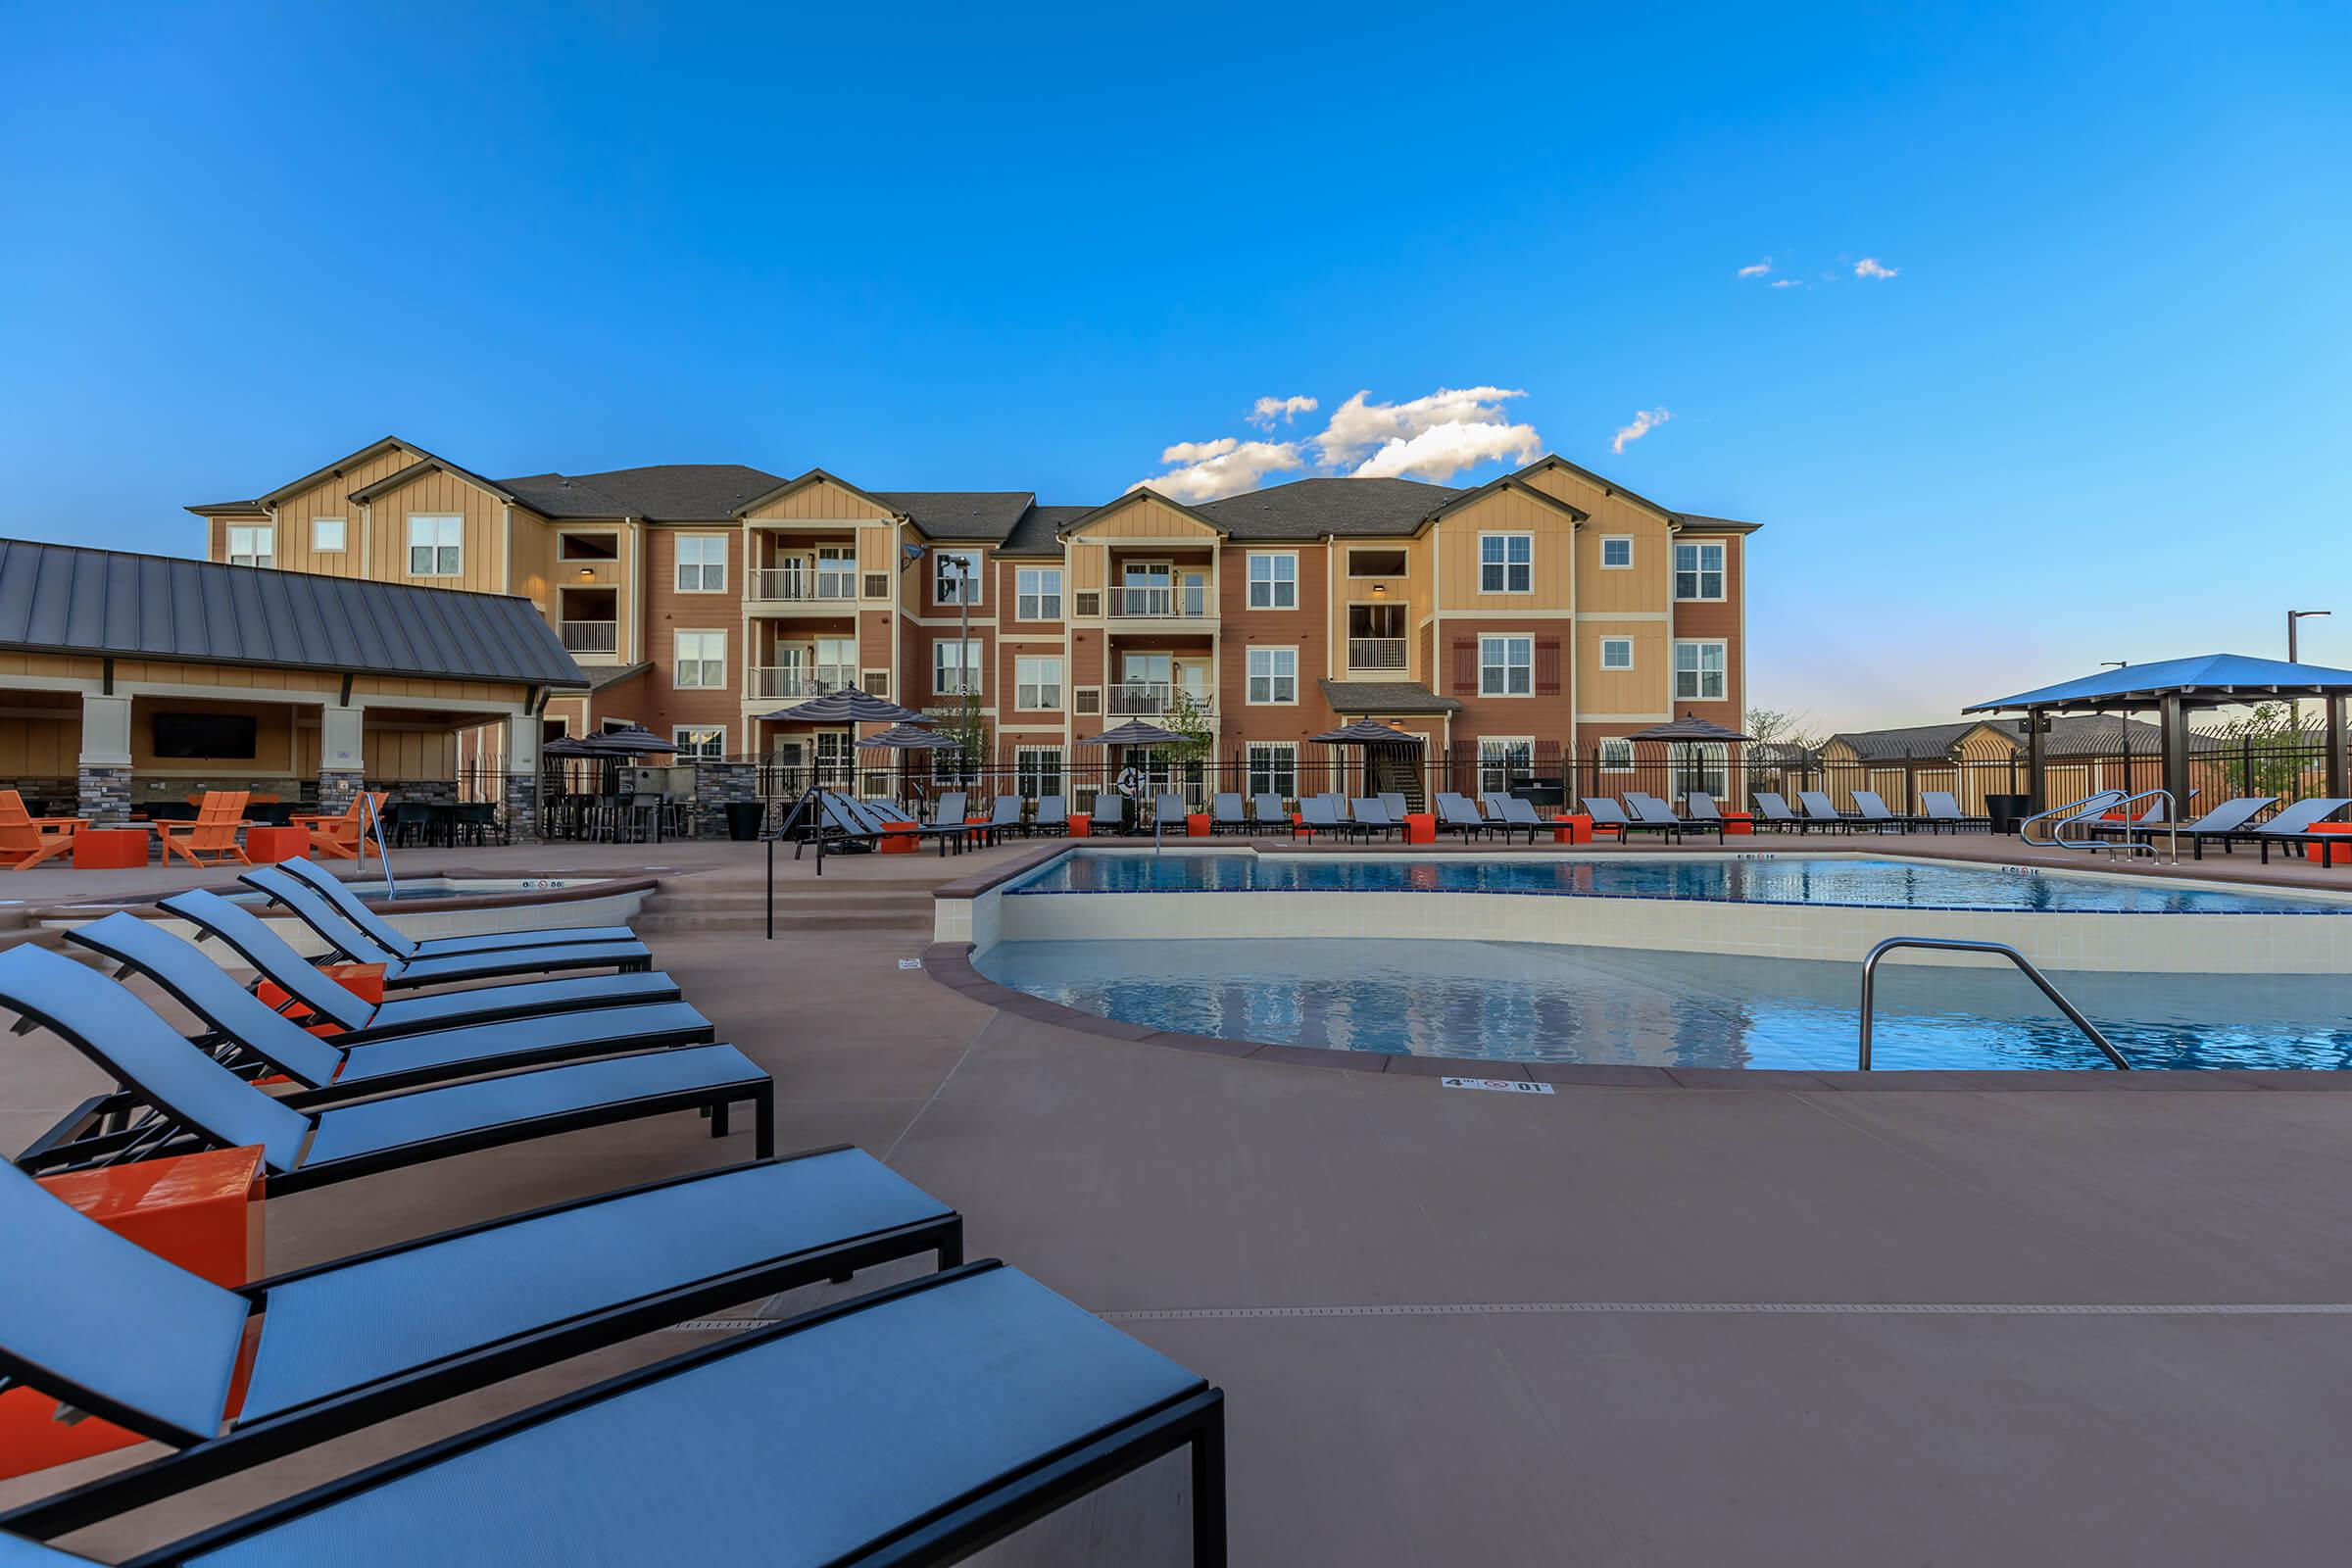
[407, 514, 463, 576]
[1600, 737, 1635, 773]
[226, 524, 273, 568]
[1247, 552, 1298, 610]
[1600, 637, 1634, 670]
[1246, 646, 1298, 705]
[933, 549, 983, 606]
[1015, 746, 1063, 800]
[1015, 566, 1062, 620]
[1600, 535, 1633, 569]
[673, 631, 726, 689]
[1674, 541, 1726, 600]
[1015, 656, 1062, 710]
[1674, 639, 1727, 700]
[1478, 737, 1534, 795]
[1479, 635, 1534, 696]
[311, 517, 345, 553]
[1479, 532, 1533, 593]
[1672, 741, 1730, 800]
[934, 637, 982, 696]
[675, 535, 727, 592]
[1247, 741, 1298, 800]
[672, 725, 726, 760]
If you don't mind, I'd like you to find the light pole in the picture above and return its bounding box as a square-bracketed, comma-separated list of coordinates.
[2289, 610, 2330, 730]
[941, 552, 976, 787]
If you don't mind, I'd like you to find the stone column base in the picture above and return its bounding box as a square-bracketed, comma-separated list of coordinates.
[503, 771, 540, 842]
[77, 765, 132, 826]
[693, 761, 757, 840]
[317, 771, 361, 818]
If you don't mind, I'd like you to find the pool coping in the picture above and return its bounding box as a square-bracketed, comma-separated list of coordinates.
[922, 940, 2352, 1093]
[27, 868, 666, 924]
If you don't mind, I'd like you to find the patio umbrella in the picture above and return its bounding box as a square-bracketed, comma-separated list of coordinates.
[1073, 718, 1187, 748]
[577, 721, 679, 755]
[541, 734, 607, 758]
[1623, 713, 1752, 744]
[758, 687, 927, 725]
[855, 723, 956, 751]
[1310, 718, 1424, 746]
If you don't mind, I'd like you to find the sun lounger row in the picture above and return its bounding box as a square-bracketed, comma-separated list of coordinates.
[2, 858, 1226, 1561]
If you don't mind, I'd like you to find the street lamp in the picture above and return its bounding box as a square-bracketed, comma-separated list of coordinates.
[936, 551, 977, 786]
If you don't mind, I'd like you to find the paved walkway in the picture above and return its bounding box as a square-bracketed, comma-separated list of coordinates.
[9, 840, 2352, 1562]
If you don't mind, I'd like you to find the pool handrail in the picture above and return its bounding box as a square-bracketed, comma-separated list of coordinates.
[1857, 936, 2131, 1072]
[2066, 788, 2177, 862]
[2018, 790, 2127, 848]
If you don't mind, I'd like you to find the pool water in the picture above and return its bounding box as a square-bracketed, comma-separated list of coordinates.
[1005, 853, 2343, 915]
[975, 938, 2352, 1071]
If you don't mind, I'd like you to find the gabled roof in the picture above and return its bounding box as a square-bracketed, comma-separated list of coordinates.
[999, 505, 1093, 556]
[1055, 488, 1230, 539]
[0, 538, 585, 687]
[350, 455, 519, 507]
[1318, 678, 1461, 715]
[1506, 456, 1762, 532]
[730, 467, 903, 521]
[875, 492, 1037, 540]
[1422, 471, 1589, 527]
[254, 435, 413, 508]
[1199, 477, 1460, 538]
[503, 465, 785, 520]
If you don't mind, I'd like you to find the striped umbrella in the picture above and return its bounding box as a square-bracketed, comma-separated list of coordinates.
[1310, 718, 1424, 746]
[1074, 718, 1187, 747]
[856, 723, 956, 751]
[757, 687, 927, 725]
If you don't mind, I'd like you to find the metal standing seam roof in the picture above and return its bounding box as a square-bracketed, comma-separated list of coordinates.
[1966, 654, 2352, 711]
[0, 539, 587, 688]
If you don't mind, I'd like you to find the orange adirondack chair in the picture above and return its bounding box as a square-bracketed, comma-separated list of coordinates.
[292, 791, 386, 859]
[0, 790, 85, 870]
[154, 790, 253, 868]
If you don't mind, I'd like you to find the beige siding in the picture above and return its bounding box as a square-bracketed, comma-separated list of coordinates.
[259, 443, 422, 577]
[1573, 621, 1670, 716]
[1570, 504, 1673, 613]
[743, 479, 894, 522]
[1430, 490, 1574, 612]
[1066, 497, 1219, 541]
[507, 511, 558, 612]
[362, 467, 509, 593]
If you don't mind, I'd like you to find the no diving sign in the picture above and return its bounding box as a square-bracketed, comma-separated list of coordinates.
[1441, 1076, 1554, 1095]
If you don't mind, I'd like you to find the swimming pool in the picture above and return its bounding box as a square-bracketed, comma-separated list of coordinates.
[976, 937, 2352, 1071]
[1004, 852, 2344, 915]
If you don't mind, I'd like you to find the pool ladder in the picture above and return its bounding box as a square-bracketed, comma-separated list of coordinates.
[1857, 937, 2131, 1071]
[2017, 790, 2124, 848]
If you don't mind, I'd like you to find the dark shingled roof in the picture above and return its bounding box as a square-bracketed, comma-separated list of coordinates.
[0, 538, 585, 687]
[498, 465, 785, 520]
[1199, 477, 1464, 538]
[1317, 678, 1462, 715]
[999, 505, 1093, 556]
[875, 492, 1037, 539]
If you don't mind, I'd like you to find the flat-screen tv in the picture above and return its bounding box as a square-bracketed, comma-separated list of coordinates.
[152, 711, 258, 759]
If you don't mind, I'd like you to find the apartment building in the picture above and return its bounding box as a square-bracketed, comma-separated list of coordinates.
[193, 440, 1758, 796]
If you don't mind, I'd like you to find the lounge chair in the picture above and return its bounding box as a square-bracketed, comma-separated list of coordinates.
[1, 1261, 1223, 1568]
[1211, 792, 1249, 833]
[1580, 797, 1635, 839]
[857, 798, 964, 856]
[1686, 791, 1726, 824]
[1092, 790, 1128, 834]
[1798, 791, 1873, 832]
[0, 1150, 959, 1542]
[1626, 793, 1725, 844]
[240, 866, 653, 986]
[67, 911, 714, 1097]
[274, 858, 636, 959]
[1919, 791, 1990, 833]
[1032, 794, 1068, 836]
[1154, 791, 1189, 832]
[159, 886, 685, 1043]
[1435, 792, 1489, 841]
[1350, 799, 1401, 840]
[786, 792, 880, 858]
[1, 946, 773, 1194]
[152, 790, 253, 868]
[289, 790, 387, 860]
[1849, 790, 1918, 833]
[1495, 795, 1551, 842]
[1751, 792, 1807, 833]
[2243, 797, 2352, 862]
[0, 788, 83, 870]
[1251, 793, 1289, 832]
[1296, 795, 1343, 841]
[1480, 793, 1539, 844]
[980, 794, 1024, 845]
[924, 790, 970, 832]
[1379, 792, 1410, 820]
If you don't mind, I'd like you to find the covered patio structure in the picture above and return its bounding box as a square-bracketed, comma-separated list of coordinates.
[1963, 653, 2352, 813]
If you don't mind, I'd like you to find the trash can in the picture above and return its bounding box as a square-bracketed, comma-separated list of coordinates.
[1984, 794, 2030, 835]
[723, 801, 766, 842]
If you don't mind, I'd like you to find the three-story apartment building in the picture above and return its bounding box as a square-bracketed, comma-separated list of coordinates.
[193, 439, 1758, 798]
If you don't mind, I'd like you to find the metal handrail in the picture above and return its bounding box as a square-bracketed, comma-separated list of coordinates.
[1858, 937, 2130, 1071]
[360, 791, 395, 898]
[2065, 788, 2177, 862]
[2018, 790, 2126, 847]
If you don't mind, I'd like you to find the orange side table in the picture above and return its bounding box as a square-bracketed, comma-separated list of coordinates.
[2, 1146, 266, 1479]
[2309, 822, 2352, 865]
[1186, 812, 1211, 837]
[73, 829, 147, 869]
[1551, 814, 1593, 845]
[242, 824, 312, 863]
[1403, 812, 1436, 845]
[1067, 815, 1091, 838]
[878, 825, 918, 855]
[1720, 812, 1755, 836]
[258, 960, 386, 1034]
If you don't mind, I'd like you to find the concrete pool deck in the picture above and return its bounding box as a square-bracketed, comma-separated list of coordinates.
[7, 835, 2352, 1562]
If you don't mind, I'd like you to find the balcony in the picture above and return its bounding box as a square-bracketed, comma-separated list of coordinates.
[753, 664, 858, 701]
[1105, 585, 1214, 626]
[1347, 637, 1407, 672]
[1107, 681, 1213, 718]
[560, 620, 618, 656]
[748, 569, 859, 610]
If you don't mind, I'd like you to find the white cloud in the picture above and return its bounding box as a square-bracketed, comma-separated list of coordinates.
[1609, 407, 1672, 455]
[1129, 436, 1306, 503]
[1349, 419, 1544, 482]
[1314, 386, 1532, 470]
[1247, 394, 1318, 429]
[1853, 257, 1899, 279]
[1736, 259, 1772, 278]
[1769, 278, 1801, 289]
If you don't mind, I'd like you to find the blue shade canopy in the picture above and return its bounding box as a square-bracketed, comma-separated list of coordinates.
[1965, 654, 2352, 712]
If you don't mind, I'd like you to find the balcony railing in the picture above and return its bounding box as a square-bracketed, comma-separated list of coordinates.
[1107, 682, 1212, 717]
[1107, 586, 1212, 618]
[560, 620, 618, 655]
[753, 664, 858, 700]
[750, 569, 858, 604]
[1347, 637, 1407, 671]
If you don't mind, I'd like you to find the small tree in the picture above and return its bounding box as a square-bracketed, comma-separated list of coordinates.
[1162, 690, 1215, 799]
[2214, 702, 2320, 800]
[1745, 707, 1823, 753]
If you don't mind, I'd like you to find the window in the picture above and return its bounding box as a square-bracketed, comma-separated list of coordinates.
[672, 725, 726, 760]
[813, 546, 857, 600]
[1015, 656, 1062, 710]
[1600, 536, 1632, 569]
[1478, 738, 1534, 795]
[1247, 742, 1298, 800]
[1675, 542, 1725, 600]
[226, 524, 273, 568]
[933, 549, 983, 606]
[1246, 646, 1297, 705]
[674, 631, 726, 689]
[1479, 533, 1533, 593]
[408, 515, 463, 576]
[560, 532, 618, 561]
[1600, 737, 1634, 773]
[934, 638, 982, 696]
[1672, 741, 1729, 800]
[312, 517, 345, 553]
[1016, 566, 1062, 620]
[1674, 640, 1727, 701]
[1015, 746, 1063, 800]
[1600, 637, 1634, 670]
[1479, 635, 1533, 696]
[675, 535, 726, 592]
[1348, 548, 1407, 578]
[1247, 553, 1297, 610]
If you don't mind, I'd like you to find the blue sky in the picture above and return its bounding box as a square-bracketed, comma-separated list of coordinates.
[3, 1, 2346, 728]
